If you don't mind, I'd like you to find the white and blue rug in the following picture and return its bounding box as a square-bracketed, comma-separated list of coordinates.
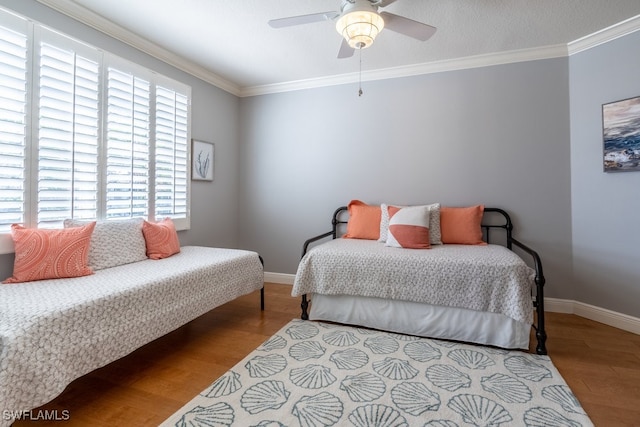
[161, 319, 593, 427]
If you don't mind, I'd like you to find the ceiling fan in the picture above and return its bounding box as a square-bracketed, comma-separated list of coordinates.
[268, 0, 437, 59]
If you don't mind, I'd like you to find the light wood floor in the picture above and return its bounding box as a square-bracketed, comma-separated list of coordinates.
[13, 283, 640, 426]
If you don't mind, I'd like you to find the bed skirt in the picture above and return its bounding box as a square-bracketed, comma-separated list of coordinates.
[308, 293, 531, 350]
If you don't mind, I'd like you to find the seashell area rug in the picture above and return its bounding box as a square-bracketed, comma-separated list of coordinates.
[160, 319, 593, 427]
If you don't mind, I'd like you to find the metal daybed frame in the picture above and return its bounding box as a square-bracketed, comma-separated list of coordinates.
[297, 206, 547, 355]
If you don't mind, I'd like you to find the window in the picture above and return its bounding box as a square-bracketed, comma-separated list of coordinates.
[105, 64, 150, 220]
[0, 12, 28, 236]
[0, 8, 191, 254]
[36, 31, 101, 226]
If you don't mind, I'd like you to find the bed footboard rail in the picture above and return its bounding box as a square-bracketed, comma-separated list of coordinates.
[511, 237, 547, 355]
[301, 206, 348, 257]
[299, 207, 348, 320]
[483, 208, 547, 355]
[301, 231, 334, 258]
[258, 255, 265, 311]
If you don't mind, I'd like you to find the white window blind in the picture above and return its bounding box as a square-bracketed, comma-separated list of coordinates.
[0, 8, 191, 254]
[36, 32, 100, 227]
[105, 66, 150, 219]
[0, 13, 28, 234]
[155, 84, 189, 221]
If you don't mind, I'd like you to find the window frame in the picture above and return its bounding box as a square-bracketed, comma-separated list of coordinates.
[0, 8, 191, 254]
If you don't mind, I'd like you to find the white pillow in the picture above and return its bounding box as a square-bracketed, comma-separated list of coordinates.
[64, 218, 147, 270]
[379, 202, 442, 245]
[385, 206, 431, 249]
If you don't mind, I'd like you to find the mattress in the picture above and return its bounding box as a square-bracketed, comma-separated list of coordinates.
[0, 246, 263, 421]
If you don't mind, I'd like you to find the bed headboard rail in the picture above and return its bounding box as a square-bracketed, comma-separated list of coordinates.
[482, 207, 513, 248]
[331, 206, 349, 239]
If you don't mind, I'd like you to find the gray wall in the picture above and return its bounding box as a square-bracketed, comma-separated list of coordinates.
[569, 30, 640, 317]
[0, 0, 241, 280]
[5, 0, 639, 319]
[239, 58, 574, 300]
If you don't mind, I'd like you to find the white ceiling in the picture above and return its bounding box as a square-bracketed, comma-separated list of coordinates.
[38, 0, 640, 96]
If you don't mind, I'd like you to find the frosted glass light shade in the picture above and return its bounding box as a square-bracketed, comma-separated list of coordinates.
[336, 10, 384, 49]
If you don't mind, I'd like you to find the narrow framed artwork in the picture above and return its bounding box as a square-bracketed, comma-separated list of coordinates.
[602, 95, 640, 172]
[192, 139, 214, 181]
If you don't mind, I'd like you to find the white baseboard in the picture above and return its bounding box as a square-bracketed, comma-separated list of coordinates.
[264, 272, 640, 336]
[264, 272, 294, 285]
[545, 297, 640, 335]
[572, 301, 640, 335]
[543, 298, 575, 314]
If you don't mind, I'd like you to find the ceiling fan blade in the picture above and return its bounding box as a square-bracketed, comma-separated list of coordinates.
[337, 39, 354, 59]
[377, 0, 400, 7]
[379, 12, 437, 41]
[268, 11, 340, 28]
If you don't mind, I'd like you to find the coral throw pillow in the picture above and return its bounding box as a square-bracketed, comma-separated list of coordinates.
[440, 205, 487, 245]
[343, 200, 381, 240]
[142, 218, 181, 259]
[386, 206, 431, 249]
[3, 222, 96, 284]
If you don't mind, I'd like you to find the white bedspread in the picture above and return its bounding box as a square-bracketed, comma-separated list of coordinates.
[0, 246, 263, 419]
[292, 239, 534, 325]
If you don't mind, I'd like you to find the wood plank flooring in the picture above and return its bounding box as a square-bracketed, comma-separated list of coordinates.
[11, 283, 640, 426]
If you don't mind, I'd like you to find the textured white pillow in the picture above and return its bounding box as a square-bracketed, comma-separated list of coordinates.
[385, 206, 431, 249]
[64, 218, 147, 270]
[379, 202, 442, 245]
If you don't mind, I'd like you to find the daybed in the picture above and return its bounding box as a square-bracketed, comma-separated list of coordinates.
[292, 203, 547, 355]
[0, 219, 264, 424]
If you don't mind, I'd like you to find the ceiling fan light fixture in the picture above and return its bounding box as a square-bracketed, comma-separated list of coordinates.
[336, 6, 384, 49]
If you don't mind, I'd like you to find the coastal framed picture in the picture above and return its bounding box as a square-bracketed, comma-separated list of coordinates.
[192, 139, 214, 181]
[602, 95, 640, 172]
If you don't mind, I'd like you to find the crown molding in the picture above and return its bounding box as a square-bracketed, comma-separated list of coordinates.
[34, 1, 640, 98]
[568, 13, 640, 55]
[240, 44, 568, 97]
[243, 12, 640, 97]
[35, 0, 240, 96]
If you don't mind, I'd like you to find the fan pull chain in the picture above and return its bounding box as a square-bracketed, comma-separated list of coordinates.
[358, 48, 363, 97]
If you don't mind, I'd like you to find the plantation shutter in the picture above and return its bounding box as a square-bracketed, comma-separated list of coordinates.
[0, 14, 28, 233]
[155, 84, 189, 223]
[0, 7, 191, 254]
[105, 66, 150, 219]
[36, 29, 100, 227]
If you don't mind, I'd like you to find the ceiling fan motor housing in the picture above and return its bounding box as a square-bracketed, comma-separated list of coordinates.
[336, 0, 385, 49]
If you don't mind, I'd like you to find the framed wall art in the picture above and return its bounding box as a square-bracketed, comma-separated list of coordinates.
[192, 139, 214, 181]
[602, 95, 640, 172]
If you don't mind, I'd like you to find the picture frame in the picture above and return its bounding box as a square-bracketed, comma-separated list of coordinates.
[602, 95, 640, 172]
[192, 139, 214, 181]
